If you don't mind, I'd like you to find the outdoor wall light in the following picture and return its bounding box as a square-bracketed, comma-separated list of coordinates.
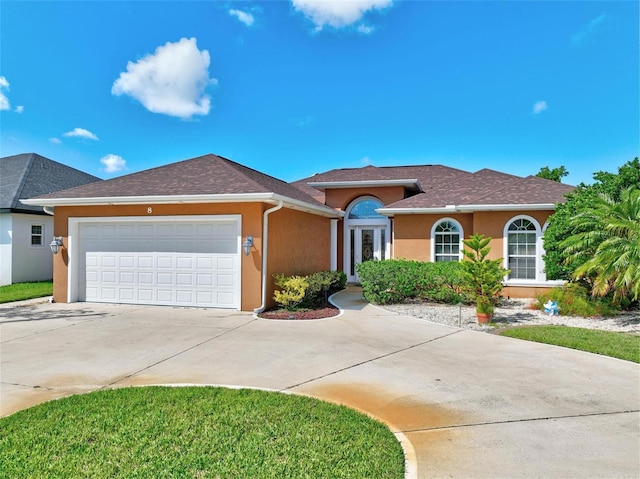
[242, 236, 254, 256]
[50, 236, 63, 255]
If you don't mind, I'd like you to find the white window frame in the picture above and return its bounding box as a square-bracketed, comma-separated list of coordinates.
[503, 215, 546, 284]
[30, 223, 44, 247]
[430, 217, 463, 262]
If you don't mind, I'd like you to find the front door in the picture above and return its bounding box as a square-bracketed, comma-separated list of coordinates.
[348, 226, 387, 282]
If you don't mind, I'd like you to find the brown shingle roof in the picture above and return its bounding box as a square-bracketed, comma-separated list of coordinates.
[294, 163, 574, 210]
[383, 169, 574, 209]
[296, 164, 471, 187]
[34, 154, 326, 208]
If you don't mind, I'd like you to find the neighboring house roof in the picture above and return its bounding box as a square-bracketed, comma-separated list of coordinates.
[0, 153, 102, 214]
[295, 164, 574, 213]
[24, 154, 340, 218]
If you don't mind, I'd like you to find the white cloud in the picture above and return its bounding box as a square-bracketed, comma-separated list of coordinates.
[15, 105, 24, 113]
[571, 14, 606, 46]
[229, 9, 255, 27]
[357, 24, 374, 34]
[532, 101, 548, 114]
[63, 127, 99, 141]
[50, 137, 61, 144]
[292, 0, 393, 30]
[297, 115, 315, 127]
[360, 156, 372, 165]
[100, 154, 127, 173]
[0, 76, 11, 110]
[112, 37, 216, 119]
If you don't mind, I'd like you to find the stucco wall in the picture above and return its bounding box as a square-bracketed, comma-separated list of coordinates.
[52, 203, 265, 311]
[324, 186, 406, 210]
[266, 207, 331, 309]
[393, 213, 473, 262]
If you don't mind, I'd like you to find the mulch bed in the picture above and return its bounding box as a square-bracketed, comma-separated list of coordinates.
[258, 306, 340, 320]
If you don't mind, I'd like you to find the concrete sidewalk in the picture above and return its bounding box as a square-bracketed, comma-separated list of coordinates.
[1, 289, 638, 478]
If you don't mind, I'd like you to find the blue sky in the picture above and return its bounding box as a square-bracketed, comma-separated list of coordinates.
[1, 1, 638, 187]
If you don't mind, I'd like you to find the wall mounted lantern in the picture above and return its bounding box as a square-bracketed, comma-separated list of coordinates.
[50, 236, 63, 255]
[242, 236, 254, 256]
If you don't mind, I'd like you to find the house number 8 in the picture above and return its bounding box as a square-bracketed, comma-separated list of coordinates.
[147, 207, 152, 214]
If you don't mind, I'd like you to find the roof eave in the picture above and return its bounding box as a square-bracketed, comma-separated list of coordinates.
[21, 193, 342, 218]
[271, 194, 342, 218]
[457, 203, 557, 212]
[378, 203, 558, 216]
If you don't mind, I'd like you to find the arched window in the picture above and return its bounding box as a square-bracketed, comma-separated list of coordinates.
[506, 217, 538, 280]
[431, 218, 463, 262]
[348, 198, 384, 219]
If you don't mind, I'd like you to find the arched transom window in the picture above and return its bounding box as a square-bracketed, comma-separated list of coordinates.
[348, 199, 384, 219]
[507, 218, 537, 279]
[433, 219, 462, 262]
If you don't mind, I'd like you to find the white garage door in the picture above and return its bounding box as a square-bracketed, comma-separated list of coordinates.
[77, 217, 241, 308]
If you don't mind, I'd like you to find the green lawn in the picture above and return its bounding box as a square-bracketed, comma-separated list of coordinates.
[499, 325, 640, 363]
[0, 386, 405, 478]
[0, 281, 53, 303]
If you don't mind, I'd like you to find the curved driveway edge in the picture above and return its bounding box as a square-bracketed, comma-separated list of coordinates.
[1, 289, 639, 478]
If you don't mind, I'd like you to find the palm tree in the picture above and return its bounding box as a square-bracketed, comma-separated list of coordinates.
[561, 187, 640, 302]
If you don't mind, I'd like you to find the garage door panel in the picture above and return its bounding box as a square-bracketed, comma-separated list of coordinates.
[120, 289, 134, 300]
[119, 256, 135, 268]
[119, 271, 134, 284]
[78, 219, 240, 308]
[217, 292, 234, 306]
[137, 272, 154, 284]
[138, 289, 153, 301]
[197, 273, 213, 286]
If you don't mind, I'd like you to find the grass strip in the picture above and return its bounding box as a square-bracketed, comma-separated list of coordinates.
[499, 325, 640, 363]
[0, 281, 53, 303]
[0, 386, 404, 478]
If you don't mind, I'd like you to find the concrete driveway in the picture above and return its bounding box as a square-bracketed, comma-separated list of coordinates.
[1, 289, 638, 478]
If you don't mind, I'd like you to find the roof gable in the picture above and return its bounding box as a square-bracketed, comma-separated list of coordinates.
[0, 153, 101, 213]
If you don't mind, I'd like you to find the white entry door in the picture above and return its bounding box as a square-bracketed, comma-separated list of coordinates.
[75, 216, 241, 309]
[348, 226, 387, 282]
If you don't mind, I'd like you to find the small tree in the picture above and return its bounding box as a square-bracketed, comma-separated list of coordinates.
[536, 165, 569, 183]
[459, 234, 510, 318]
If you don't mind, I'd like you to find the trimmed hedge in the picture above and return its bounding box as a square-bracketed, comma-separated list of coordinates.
[356, 260, 466, 305]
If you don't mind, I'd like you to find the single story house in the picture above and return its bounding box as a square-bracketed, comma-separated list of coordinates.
[1, 153, 101, 286]
[22, 153, 574, 311]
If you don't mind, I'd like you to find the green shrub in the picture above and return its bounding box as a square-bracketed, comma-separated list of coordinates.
[273, 275, 309, 311]
[273, 271, 347, 310]
[301, 270, 347, 307]
[535, 283, 620, 317]
[415, 261, 466, 304]
[356, 260, 466, 305]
